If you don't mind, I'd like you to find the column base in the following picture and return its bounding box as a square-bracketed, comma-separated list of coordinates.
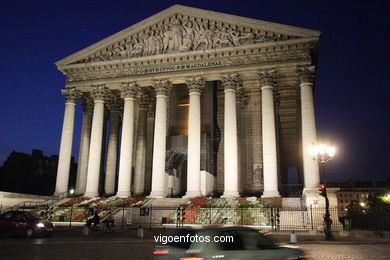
[84, 191, 99, 198]
[183, 191, 202, 198]
[116, 191, 131, 198]
[147, 191, 167, 198]
[261, 190, 281, 198]
[221, 191, 240, 198]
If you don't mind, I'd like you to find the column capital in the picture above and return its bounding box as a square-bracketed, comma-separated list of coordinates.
[90, 85, 110, 102]
[61, 87, 81, 103]
[236, 86, 249, 107]
[221, 73, 241, 91]
[80, 93, 94, 113]
[138, 93, 153, 110]
[153, 80, 172, 96]
[258, 69, 276, 88]
[297, 65, 316, 85]
[107, 92, 124, 112]
[186, 77, 205, 94]
[121, 82, 139, 99]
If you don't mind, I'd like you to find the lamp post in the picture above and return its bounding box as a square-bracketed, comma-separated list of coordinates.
[310, 143, 336, 240]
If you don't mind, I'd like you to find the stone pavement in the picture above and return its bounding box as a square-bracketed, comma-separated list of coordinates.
[1, 227, 389, 259]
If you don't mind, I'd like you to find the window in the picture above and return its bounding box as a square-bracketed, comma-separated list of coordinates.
[1, 212, 13, 220]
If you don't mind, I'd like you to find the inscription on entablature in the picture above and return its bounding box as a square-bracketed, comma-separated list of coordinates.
[66, 48, 310, 82]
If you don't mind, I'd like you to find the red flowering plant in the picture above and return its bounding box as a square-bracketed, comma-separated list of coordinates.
[72, 213, 88, 222]
[190, 197, 207, 208]
[116, 197, 144, 207]
[59, 197, 88, 207]
[78, 197, 108, 207]
[179, 197, 208, 223]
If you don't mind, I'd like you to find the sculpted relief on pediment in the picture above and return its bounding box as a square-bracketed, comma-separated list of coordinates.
[77, 14, 298, 64]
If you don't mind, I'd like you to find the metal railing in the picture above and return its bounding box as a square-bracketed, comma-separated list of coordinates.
[0, 191, 68, 213]
[40, 205, 350, 232]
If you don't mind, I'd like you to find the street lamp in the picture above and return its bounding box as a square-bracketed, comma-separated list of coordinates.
[309, 143, 336, 163]
[310, 143, 336, 241]
[310, 143, 336, 183]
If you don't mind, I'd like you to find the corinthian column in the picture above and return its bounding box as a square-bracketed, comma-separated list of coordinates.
[55, 87, 81, 195]
[116, 83, 139, 198]
[258, 70, 280, 198]
[149, 80, 172, 198]
[298, 65, 320, 189]
[184, 77, 204, 198]
[75, 95, 93, 195]
[104, 94, 123, 195]
[84, 85, 110, 197]
[133, 93, 151, 196]
[221, 73, 240, 198]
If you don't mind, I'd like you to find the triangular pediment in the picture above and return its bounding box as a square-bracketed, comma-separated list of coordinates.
[56, 5, 320, 67]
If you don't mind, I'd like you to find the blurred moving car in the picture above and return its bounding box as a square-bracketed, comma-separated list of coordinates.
[153, 226, 307, 260]
[0, 210, 55, 237]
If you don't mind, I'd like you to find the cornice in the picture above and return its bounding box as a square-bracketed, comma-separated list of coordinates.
[61, 39, 315, 83]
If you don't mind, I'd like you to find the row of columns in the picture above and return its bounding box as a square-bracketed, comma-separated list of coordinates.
[54, 65, 320, 198]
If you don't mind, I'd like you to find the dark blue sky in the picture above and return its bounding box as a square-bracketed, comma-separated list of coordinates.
[1, 0, 389, 182]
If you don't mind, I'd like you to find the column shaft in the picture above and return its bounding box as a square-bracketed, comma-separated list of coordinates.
[133, 108, 148, 195]
[104, 110, 120, 195]
[55, 102, 76, 195]
[184, 92, 202, 197]
[261, 85, 280, 197]
[75, 110, 92, 194]
[301, 82, 320, 188]
[84, 101, 105, 197]
[222, 89, 239, 197]
[116, 98, 136, 197]
[149, 95, 168, 198]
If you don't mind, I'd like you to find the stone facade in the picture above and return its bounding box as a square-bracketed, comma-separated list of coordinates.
[53, 5, 322, 201]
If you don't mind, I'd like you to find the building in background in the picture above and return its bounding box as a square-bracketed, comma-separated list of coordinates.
[0, 149, 77, 195]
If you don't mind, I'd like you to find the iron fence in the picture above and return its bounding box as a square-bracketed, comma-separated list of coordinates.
[38, 205, 345, 232]
[5, 204, 389, 232]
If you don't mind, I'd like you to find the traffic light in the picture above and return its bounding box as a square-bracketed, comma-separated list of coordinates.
[319, 184, 327, 197]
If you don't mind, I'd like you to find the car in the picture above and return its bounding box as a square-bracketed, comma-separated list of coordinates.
[0, 210, 55, 237]
[153, 226, 308, 260]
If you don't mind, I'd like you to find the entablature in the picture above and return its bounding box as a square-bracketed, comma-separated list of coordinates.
[62, 38, 317, 86]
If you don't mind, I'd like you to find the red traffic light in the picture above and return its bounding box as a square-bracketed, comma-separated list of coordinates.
[319, 184, 327, 197]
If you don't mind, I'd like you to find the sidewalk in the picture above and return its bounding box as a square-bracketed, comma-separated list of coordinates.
[267, 230, 390, 244]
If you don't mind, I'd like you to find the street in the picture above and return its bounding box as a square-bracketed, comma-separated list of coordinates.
[0, 228, 389, 260]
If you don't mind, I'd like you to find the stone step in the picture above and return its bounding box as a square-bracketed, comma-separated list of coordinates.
[148, 198, 186, 208]
[282, 197, 303, 208]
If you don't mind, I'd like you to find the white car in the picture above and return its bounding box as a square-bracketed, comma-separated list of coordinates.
[153, 226, 308, 260]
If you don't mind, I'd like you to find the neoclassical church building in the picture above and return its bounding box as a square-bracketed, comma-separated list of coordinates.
[54, 5, 322, 200]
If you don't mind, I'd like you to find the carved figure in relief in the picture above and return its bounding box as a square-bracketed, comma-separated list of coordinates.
[240, 29, 255, 44]
[82, 15, 286, 63]
[181, 21, 195, 51]
[145, 30, 160, 56]
[194, 22, 212, 50]
[213, 27, 232, 48]
[171, 20, 183, 51]
[129, 39, 144, 57]
[229, 30, 241, 46]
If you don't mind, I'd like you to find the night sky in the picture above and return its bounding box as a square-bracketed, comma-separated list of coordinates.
[1, 0, 389, 182]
